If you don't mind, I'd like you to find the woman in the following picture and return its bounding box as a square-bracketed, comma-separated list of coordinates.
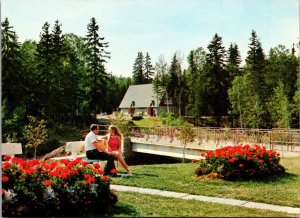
[101, 125, 131, 174]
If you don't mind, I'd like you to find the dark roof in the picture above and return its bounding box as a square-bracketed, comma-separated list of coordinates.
[119, 84, 159, 108]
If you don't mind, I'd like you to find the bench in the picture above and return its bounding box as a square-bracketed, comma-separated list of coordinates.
[2, 143, 23, 157]
[50, 141, 111, 169]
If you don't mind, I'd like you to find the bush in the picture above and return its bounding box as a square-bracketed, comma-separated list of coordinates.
[195, 144, 285, 181]
[2, 157, 118, 217]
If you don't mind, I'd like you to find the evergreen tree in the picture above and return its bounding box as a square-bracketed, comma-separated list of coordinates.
[186, 47, 206, 119]
[244, 30, 268, 127]
[35, 22, 53, 118]
[245, 30, 266, 99]
[204, 34, 229, 124]
[167, 54, 181, 113]
[1, 18, 26, 112]
[144, 52, 154, 83]
[226, 42, 242, 83]
[1, 18, 27, 141]
[85, 17, 110, 116]
[132, 52, 145, 84]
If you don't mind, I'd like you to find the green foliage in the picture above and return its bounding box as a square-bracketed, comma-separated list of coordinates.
[196, 144, 285, 181]
[23, 116, 48, 159]
[1, 18, 27, 114]
[159, 112, 186, 126]
[144, 52, 154, 83]
[85, 17, 110, 116]
[2, 103, 27, 143]
[177, 123, 196, 163]
[109, 112, 133, 137]
[204, 34, 230, 123]
[268, 82, 291, 128]
[153, 55, 169, 111]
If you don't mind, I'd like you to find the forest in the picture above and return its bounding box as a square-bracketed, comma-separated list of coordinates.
[2, 17, 299, 156]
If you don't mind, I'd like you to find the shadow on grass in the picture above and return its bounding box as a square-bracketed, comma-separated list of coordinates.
[256, 172, 298, 183]
[233, 172, 299, 184]
[108, 202, 138, 217]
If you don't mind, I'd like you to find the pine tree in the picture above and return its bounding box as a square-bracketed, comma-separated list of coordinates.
[187, 47, 206, 119]
[144, 52, 154, 83]
[132, 52, 145, 84]
[245, 30, 266, 98]
[1, 18, 26, 112]
[1, 18, 28, 142]
[244, 30, 268, 127]
[35, 22, 53, 118]
[167, 54, 181, 113]
[85, 17, 110, 116]
[226, 43, 242, 84]
[204, 33, 230, 124]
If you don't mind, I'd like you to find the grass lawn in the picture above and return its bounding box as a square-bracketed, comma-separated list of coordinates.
[132, 117, 161, 127]
[111, 191, 296, 217]
[113, 156, 300, 208]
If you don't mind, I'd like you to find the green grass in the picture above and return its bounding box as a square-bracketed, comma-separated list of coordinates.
[132, 117, 161, 127]
[113, 156, 300, 208]
[111, 191, 295, 217]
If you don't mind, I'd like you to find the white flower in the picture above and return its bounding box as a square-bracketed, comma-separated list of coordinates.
[3, 189, 16, 201]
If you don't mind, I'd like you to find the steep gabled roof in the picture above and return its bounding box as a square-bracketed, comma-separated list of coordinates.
[119, 84, 159, 108]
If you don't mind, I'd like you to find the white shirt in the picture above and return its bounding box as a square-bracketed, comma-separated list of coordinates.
[85, 131, 97, 151]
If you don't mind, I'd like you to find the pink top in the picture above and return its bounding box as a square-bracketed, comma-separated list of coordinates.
[108, 135, 120, 152]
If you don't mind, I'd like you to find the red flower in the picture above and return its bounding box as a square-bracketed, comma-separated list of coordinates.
[2, 176, 9, 182]
[81, 161, 88, 166]
[239, 164, 244, 167]
[110, 169, 117, 174]
[228, 157, 237, 163]
[42, 180, 52, 186]
[192, 160, 196, 163]
[2, 162, 11, 169]
[102, 176, 109, 181]
[24, 168, 35, 175]
[3, 155, 11, 161]
[93, 163, 101, 169]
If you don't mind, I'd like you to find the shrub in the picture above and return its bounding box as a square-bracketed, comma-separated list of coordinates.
[195, 144, 285, 181]
[2, 156, 118, 217]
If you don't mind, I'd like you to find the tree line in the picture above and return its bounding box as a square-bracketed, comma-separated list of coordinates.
[2, 17, 300, 145]
[2, 17, 132, 142]
[133, 32, 299, 129]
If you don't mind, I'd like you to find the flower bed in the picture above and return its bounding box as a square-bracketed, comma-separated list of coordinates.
[2, 156, 118, 217]
[195, 144, 285, 181]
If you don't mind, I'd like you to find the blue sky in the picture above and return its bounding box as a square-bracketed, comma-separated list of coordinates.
[2, 0, 298, 77]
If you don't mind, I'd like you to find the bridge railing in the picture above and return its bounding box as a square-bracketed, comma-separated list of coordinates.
[128, 126, 300, 151]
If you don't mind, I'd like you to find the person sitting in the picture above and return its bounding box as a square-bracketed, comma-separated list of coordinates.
[101, 125, 131, 174]
[85, 124, 119, 177]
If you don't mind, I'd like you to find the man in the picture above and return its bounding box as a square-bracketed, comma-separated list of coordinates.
[85, 124, 119, 176]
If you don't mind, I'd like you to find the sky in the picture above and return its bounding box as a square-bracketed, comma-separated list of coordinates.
[2, 0, 299, 77]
